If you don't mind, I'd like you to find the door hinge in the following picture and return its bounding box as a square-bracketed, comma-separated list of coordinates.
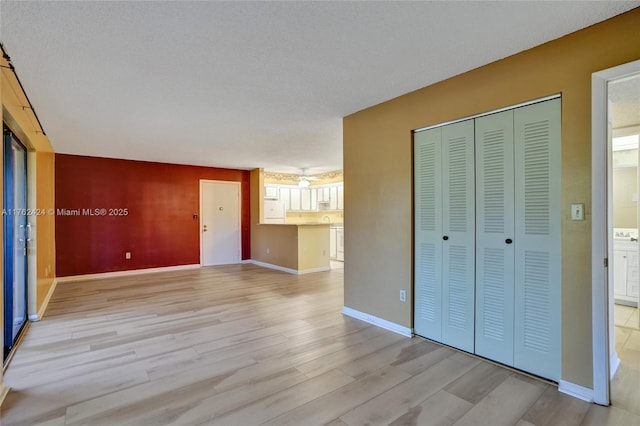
[604, 258, 608, 268]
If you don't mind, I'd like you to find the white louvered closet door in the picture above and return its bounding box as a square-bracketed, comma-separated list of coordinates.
[441, 120, 476, 353]
[414, 127, 443, 341]
[474, 110, 516, 365]
[513, 98, 561, 381]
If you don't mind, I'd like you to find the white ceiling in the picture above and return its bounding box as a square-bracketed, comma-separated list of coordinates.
[1, 1, 637, 174]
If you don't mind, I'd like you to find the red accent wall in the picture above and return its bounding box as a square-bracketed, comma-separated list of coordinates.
[55, 154, 251, 277]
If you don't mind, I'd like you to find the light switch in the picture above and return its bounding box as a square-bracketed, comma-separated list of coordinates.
[571, 203, 585, 221]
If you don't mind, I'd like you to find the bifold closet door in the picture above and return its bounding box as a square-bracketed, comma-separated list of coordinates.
[414, 127, 443, 341]
[440, 121, 476, 352]
[513, 98, 561, 381]
[474, 110, 516, 366]
[414, 120, 475, 352]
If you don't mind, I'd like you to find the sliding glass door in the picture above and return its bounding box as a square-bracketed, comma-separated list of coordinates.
[3, 127, 29, 362]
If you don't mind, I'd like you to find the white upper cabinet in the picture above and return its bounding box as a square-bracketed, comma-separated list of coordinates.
[289, 188, 301, 211]
[264, 185, 279, 199]
[265, 183, 343, 212]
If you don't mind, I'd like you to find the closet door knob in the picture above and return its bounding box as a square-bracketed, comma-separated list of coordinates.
[505, 238, 513, 244]
[443, 236, 449, 241]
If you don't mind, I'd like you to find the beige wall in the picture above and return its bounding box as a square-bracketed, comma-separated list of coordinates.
[343, 8, 640, 388]
[613, 167, 638, 228]
[1, 47, 56, 403]
[297, 225, 330, 271]
[36, 151, 56, 309]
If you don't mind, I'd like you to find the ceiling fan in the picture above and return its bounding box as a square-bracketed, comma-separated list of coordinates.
[297, 169, 319, 187]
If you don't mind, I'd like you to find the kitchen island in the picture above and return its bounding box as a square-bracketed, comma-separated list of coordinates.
[250, 223, 330, 274]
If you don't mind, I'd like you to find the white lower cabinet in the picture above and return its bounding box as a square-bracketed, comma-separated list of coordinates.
[336, 228, 344, 261]
[330, 228, 337, 259]
[414, 98, 561, 381]
[614, 239, 639, 306]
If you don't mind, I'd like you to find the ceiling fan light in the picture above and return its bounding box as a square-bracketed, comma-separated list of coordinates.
[298, 179, 311, 187]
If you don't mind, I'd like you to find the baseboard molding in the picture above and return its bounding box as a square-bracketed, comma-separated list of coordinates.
[299, 266, 331, 275]
[56, 264, 201, 283]
[29, 278, 58, 321]
[558, 380, 594, 402]
[244, 259, 332, 275]
[610, 352, 621, 379]
[0, 385, 10, 407]
[341, 306, 413, 337]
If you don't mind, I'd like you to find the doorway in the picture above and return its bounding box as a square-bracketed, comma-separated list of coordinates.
[3, 127, 29, 363]
[592, 59, 640, 405]
[200, 180, 241, 266]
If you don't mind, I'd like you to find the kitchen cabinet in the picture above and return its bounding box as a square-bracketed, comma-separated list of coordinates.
[318, 187, 331, 203]
[330, 228, 337, 259]
[280, 187, 291, 211]
[289, 188, 301, 211]
[301, 188, 311, 210]
[336, 228, 344, 261]
[265, 183, 342, 212]
[264, 185, 279, 199]
[328, 187, 338, 210]
[317, 184, 343, 211]
[614, 239, 639, 306]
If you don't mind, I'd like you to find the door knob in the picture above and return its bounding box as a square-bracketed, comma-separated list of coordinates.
[443, 236, 449, 241]
[506, 238, 513, 244]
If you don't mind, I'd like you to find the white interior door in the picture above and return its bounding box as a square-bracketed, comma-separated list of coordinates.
[475, 110, 516, 365]
[201, 180, 241, 266]
[513, 98, 562, 381]
[441, 119, 476, 353]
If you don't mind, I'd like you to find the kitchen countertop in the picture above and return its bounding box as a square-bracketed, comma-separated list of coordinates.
[258, 222, 330, 226]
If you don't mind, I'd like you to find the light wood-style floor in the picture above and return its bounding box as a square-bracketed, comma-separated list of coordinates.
[1, 264, 638, 425]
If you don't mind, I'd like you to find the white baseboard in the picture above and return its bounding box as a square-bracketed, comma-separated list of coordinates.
[56, 264, 201, 283]
[558, 380, 594, 402]
[0, 385, 10, 407]
[243, 260, 329, 275]
[299, 266, 331, 275]
[29, 278, 58, 321]
[341, 306, 413, 337]
[243, 259, 298, 274]
[610, 352, 621, 379]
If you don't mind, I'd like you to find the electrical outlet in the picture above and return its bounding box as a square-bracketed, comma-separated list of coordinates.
[400, 290, 407, 303]
[125, 252, 131, 260]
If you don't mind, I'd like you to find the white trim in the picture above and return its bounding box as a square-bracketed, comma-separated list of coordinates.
[592, 59, 640, 406]
[298, 266, 331, 275]
[414, 94, 561, 133]
[0, 385, 10, 407]
[558, 380, 595, 403]
[56, 264, 201, 283]
[243, 259, 298, 275]
[244, 259, 297, 274]
[244, 259, 331, 275]
[341, 306, 413, 337]
[28, 278, 58, 321]
[199, 179, 242, 266]
[610, 352, 621, 379]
